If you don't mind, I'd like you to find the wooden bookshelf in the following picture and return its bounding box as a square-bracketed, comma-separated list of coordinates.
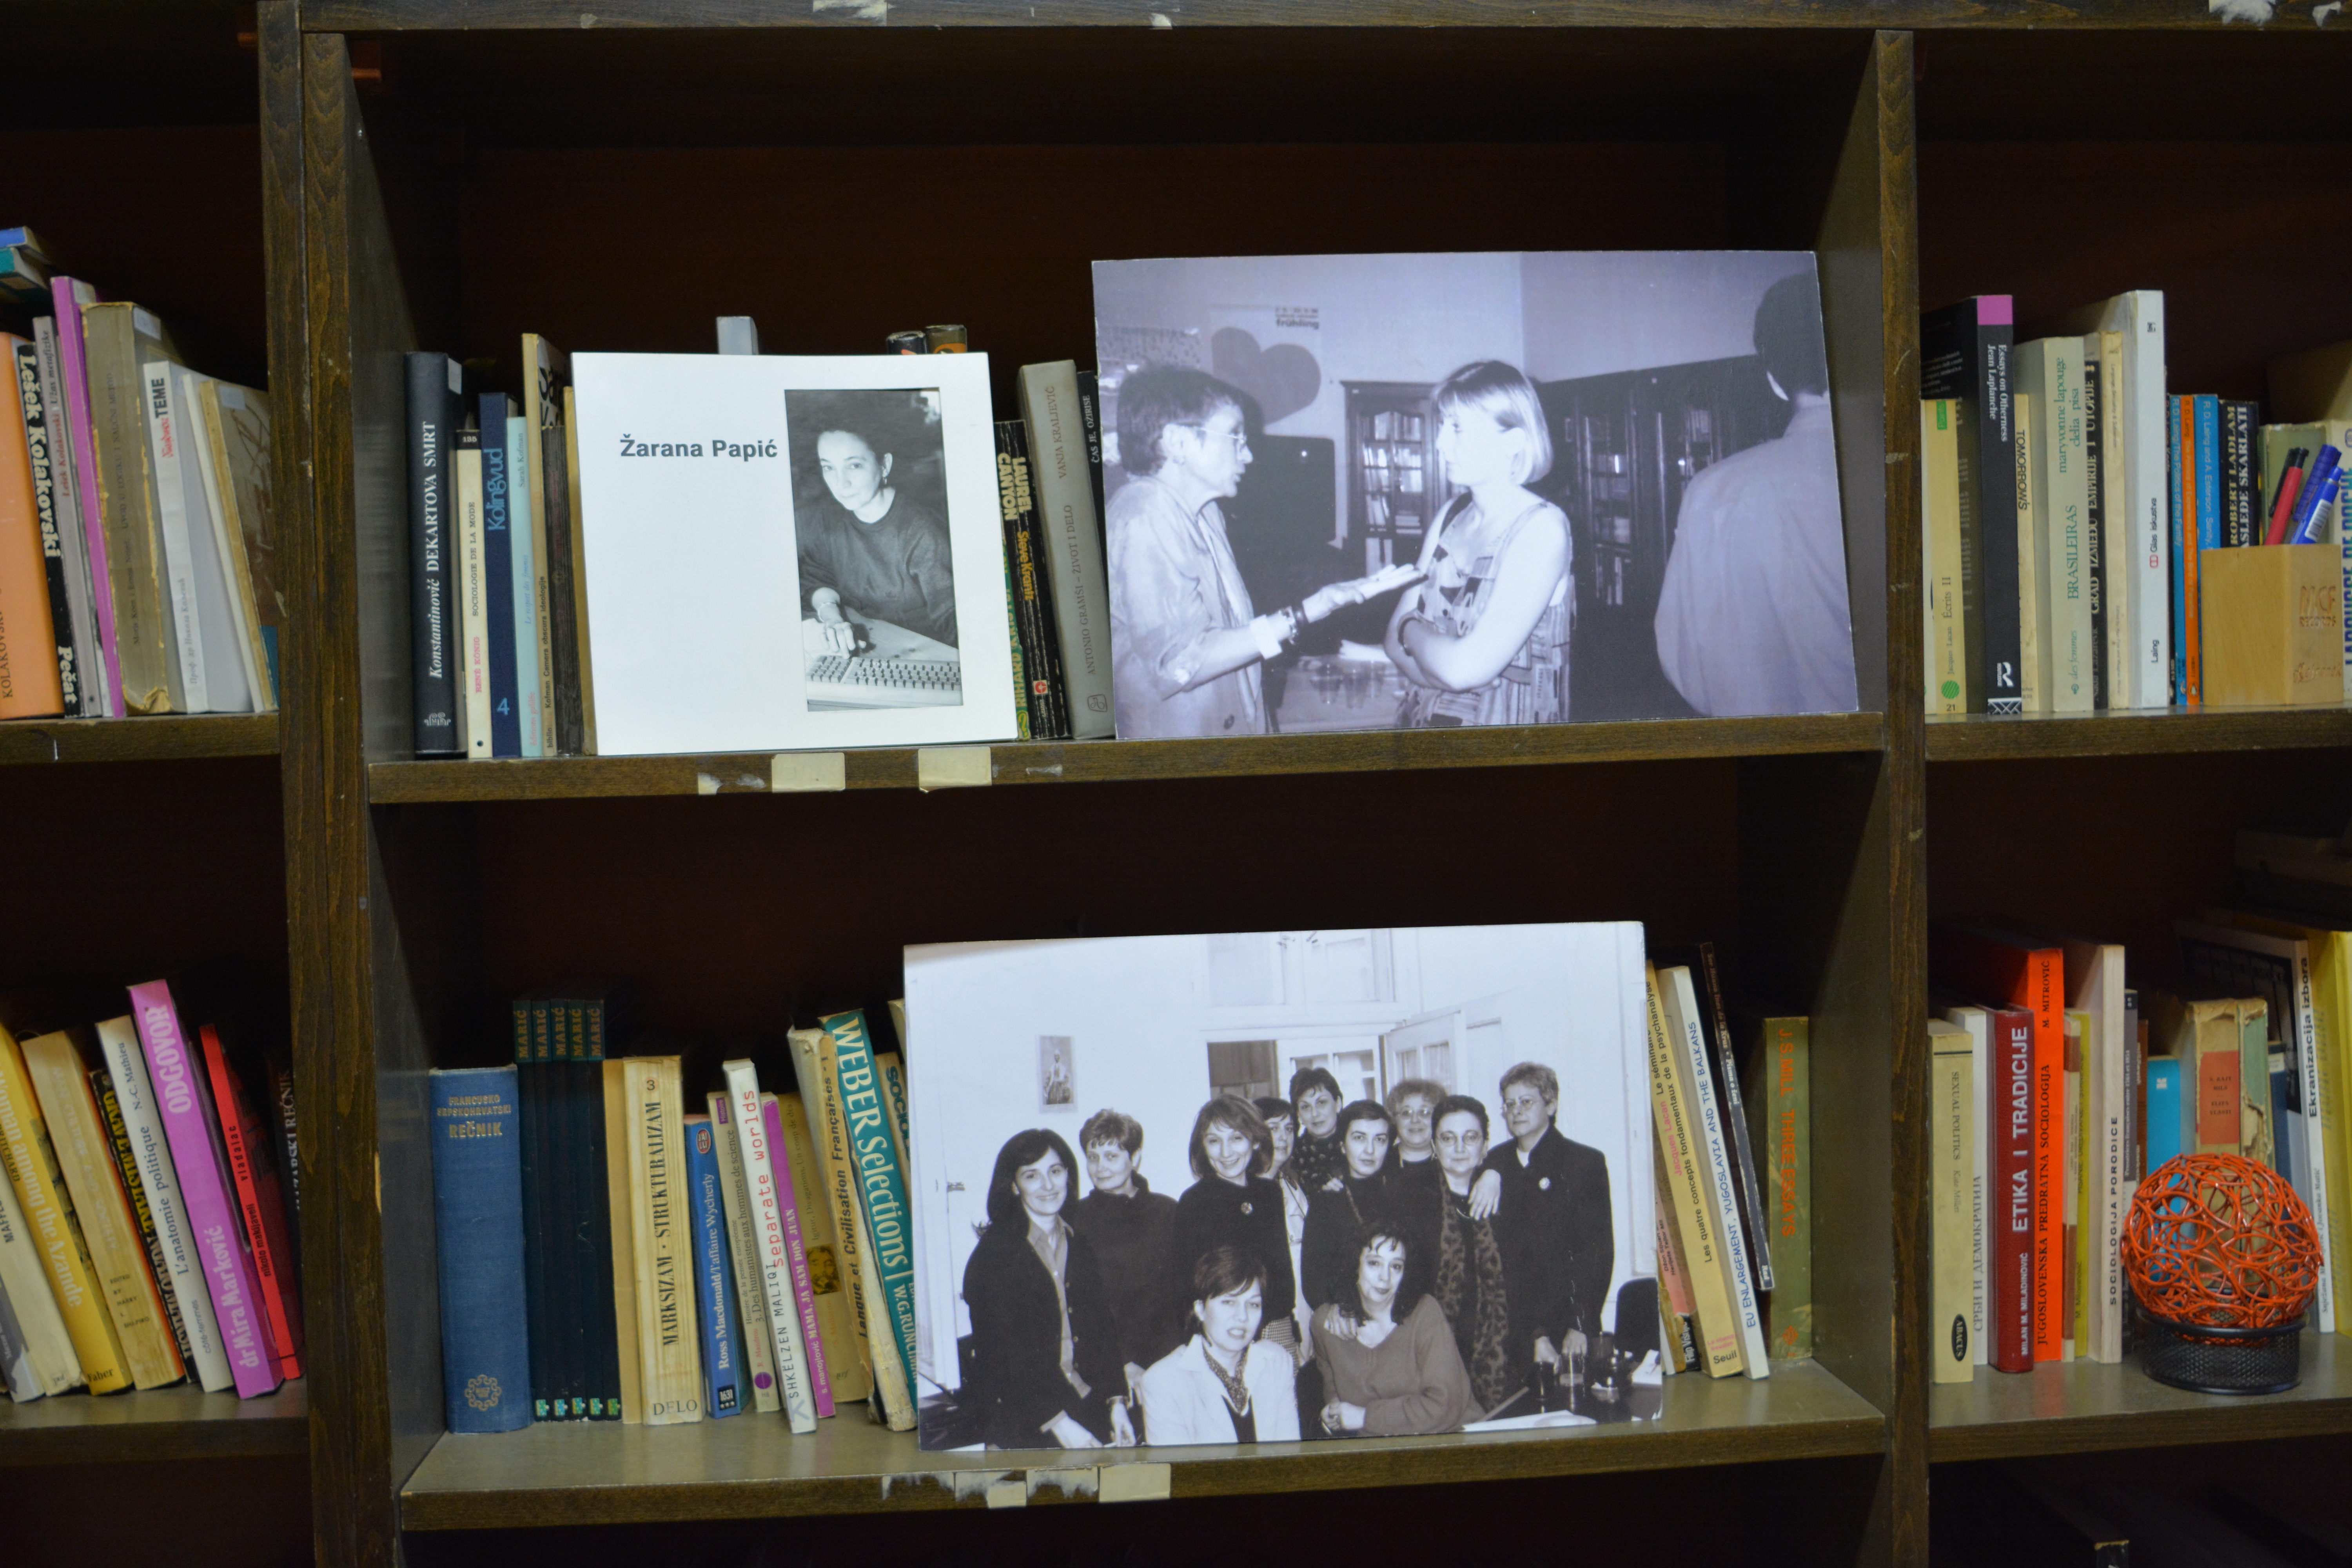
[0, 1382, 308, 1466]
[0, 713, 279, 766]
[1925, 704, 2352, 762]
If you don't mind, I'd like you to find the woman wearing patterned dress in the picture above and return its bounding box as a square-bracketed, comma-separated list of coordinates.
[1383, 360, 1572, 728]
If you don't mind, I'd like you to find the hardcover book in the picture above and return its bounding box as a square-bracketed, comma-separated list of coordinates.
[429, 1067, 532, 1432]
[53, 278, 121, 713]
[1921, 296, 2020, 712]
[1017, 360, 1116, 738]
[406, 354, 464, 753]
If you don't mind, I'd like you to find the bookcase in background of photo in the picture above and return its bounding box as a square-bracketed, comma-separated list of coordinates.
[1346, 381, 1452, 575]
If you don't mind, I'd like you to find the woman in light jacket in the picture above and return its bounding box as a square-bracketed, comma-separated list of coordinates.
[1136, 1245, 1300, 1446]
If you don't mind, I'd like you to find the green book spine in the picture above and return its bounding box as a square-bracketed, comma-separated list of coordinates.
[818, 1009, 920, 1415]
[1743, 1016, 1812, 1360]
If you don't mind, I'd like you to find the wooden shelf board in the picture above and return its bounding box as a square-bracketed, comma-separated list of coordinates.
[1928, 1336, 2352, 1463]
[1924, 704, 2352, 762]
[0, 1378, 308, 1466]
[367, 712, 1884, 803]
[0, 713, 280, 767]
[399, 1360, 1882, 1530]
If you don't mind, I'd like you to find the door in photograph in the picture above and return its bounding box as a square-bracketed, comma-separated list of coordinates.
[1207, 1039, 1278, 1103]
[1381, 1009, 1463, 1096]
[1284, 1042, 1379, 1105]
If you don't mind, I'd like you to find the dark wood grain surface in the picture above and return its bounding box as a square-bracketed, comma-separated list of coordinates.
[0, 1381, 309, 1466]
[1926, 704, 2352, 760]
[0, 713, 278, 764]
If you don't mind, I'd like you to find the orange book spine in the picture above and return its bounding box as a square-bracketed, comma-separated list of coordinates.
[201, 1028, 302, 1379]
[0, 332, 64, 718]
[2021, 948, 2064, 1363]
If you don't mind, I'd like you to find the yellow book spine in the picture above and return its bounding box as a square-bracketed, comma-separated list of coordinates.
[789, 1025, 913, 1428]
[0, 1025, 129, 1392]
[1931, 1020, 1976, 1384]
[2316, 937, 2352, 1336]
[1645, 965, 1742, 1377]
[602, 1059, 642, 1424]
[773, 1090, 871, 1406]
[786, 1030, 873, 1353]
[21, 1032, 180, 1387]
[628, 1055, 701, 1424]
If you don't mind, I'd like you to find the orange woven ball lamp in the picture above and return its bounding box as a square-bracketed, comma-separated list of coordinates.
[2122, 1152, 2319, 1394]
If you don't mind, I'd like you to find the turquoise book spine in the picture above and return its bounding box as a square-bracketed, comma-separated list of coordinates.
[819, 1009, 919, 1416]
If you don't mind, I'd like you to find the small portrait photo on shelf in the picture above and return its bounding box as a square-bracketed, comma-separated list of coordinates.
[570, 350, 1016, 757]
[903, 923, 1660, 1455]
[1092, 252, 1859, 742]
[783, 387, 963, 714]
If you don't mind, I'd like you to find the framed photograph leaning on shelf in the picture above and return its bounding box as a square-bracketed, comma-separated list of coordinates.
[570, 351, 1017, 756]
[1093, 251, 1860, 737]
[904, 922, 1659, 1453]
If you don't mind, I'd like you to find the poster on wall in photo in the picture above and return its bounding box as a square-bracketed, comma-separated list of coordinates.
[905, 922, 1658, 1454]
[570, 351, 1017, 756]
[1093, 251, 1860, 741]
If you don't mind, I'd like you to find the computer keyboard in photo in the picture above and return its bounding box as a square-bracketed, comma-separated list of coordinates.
[804, 655, 964, 708]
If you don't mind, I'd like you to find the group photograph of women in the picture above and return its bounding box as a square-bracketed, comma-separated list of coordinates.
[903, 923, 1657, 1454]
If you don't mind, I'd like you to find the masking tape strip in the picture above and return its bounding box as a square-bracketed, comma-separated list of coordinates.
[1099, 1462, 1172, 1503]
[916, 746, 992, 791]
[771, 751, 848, 792]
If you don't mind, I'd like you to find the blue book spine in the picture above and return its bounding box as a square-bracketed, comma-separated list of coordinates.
[2194, 394, 2222, 551]
[685, 1119, 743, 1417]
[2168, 397, 2187, 703]
[506, 414, 543, 759]
[430, 1066, 534, 1433]
[480, 395, 523, 759]
[2146, 1058, 2183, 1174]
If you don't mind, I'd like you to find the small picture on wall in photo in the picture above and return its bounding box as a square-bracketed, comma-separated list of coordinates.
[1040, 1036, 1075, 1109]
[785, 387, 965, 714]
[904, 922, 1659, 1454]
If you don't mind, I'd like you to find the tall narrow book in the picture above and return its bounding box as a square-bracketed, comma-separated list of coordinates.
[1922, 397, 1967, 713]
[406, 353, 465, 754]
[1646, 965, 1740, 1377]
[1931, 1020, 1976, 1383]
[602, 1058, 643, 1423]
[1659, 967, 1770, 1377]
[2016, 338, 2092, 713]
[0, 1019, 128, 1391]
[1016, 361, 1116, 738]
[430, 1067, 532, 1432]
[789, 1025, 909, 1425]
[0, 335, 65, 718]
[819, 1009, 922, 1419]
[79, 303, 183, 713]
[720, 1062, 821, 1427]
[2049, 290, 2167, 708]
[1742, 1014, 1811, 1360]
[773, 1087, 870, 1407]
[704, 1091, 784, 1416]
[626, 1055, 702, 1423]
[0, 1151, 80, 1395]
[683, 1116, 744, 1418]
[1921, 296, 2020, 711]
[202, 1028, 302, 1380]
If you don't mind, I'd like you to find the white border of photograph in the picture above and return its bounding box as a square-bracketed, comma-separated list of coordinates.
[572, 351, 1016, 755]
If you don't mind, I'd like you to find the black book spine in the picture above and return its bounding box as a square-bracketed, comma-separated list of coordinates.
[1074, 368, 1108, 545]
[550, 1004, 583, 1419]
[406, 353, 463, 755]
[576, 1003, 622, 1421]
[2222, 401, 2259, 548]
[14, 341, 82, 715]
[996, 420, 1071, 738]
[513, 1000, 551, 1421]
[1689, 942, 1774, 1294]
[2082, 353, 2108, 709]
[1921, 302, 2021, 713]
[540, 414, 582, 756]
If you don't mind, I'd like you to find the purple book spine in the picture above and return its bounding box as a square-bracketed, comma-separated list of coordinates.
[50, 277, 119, 715]
[761, 1097, 832, 1417]
[130, 981, 281, 1398]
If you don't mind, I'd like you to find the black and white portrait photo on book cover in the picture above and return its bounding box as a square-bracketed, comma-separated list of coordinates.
[569, 351, 1015, 756]
[1092, 252, 1860, 741]
[903, 924, 1659, 1454]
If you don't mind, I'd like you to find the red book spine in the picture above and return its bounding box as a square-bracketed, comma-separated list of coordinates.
[203, 1027, 303, 1379]
[1994, 1006, 2036, 1372]
[2022, 951, 2064, 1363]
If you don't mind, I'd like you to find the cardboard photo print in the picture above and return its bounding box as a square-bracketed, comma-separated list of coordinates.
[1093, 252, 1858, 741]
[905, 923, 1658, 1454]
[572, 352, 1015, 755]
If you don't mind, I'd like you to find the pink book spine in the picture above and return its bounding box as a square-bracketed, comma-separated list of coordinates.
[49, 276, 120, 715]
[129, 981, 281, 1399]
[761, 1096, 833, 1417]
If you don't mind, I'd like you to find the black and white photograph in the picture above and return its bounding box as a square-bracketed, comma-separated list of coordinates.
[784, 387, 964, 713]
[1093, 252, 1859, 741]
[904, 924, 1658, 1454]
[570, 350, 1014, 755]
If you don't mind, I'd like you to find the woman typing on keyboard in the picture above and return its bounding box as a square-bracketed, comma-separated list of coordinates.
[795, 401, 959, 655]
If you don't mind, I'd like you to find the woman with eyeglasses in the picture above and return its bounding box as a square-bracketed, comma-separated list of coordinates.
[1109, 365, 1419, 740]
[1384, 359, 1573, 728]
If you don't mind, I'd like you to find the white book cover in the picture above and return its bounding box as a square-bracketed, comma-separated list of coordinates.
[182, 372, 265, 713]
[95, 1015, 233, 1391]
[1666, 964, 1771, 1378]
[142, 359, 208, 712]
[2018, 339, 2092, 714]
[1942, 1004, 1993, 1366]
[2051, 291, 2167, 708]
[505, 413, 543, 758]
[572, 352, 1016, 756]
[31, 319, 103, 716]
[0, 1135, 81, 1395]
[702, 1091, 782, 1415]
[721, 1062, 817, 1432]
[1016, 361, 1116, 739]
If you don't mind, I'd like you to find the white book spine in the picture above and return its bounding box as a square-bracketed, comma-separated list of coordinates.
[31, 319, 102, 717]
[723, 1062, 817, 1432]
[455, 443, 492, 758]
[1947, 1007, 1992, 1365]
[1669, 967, 1770, 1377]
[96, 1016, 234, 1391]
[2122, 295, 2169, 707]
[506, 415, 543, 758]
[142, 361, 208, 712]
[704, 1092, 782, 1414]
[0, 1136, 81, 1394]
[1017, 361, 1116, 739]
[2089, 950, 2127, 1364]
[2288, 941, 2334, 1334]
[184, 383, 265, 713]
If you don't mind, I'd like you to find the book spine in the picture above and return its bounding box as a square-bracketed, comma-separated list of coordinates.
[2194, 394, 2222, 551]
[0, 1027, 129, 1390]
[31, 320, 100, 715]
[774, 1089, 870, 1405]
[16, 342, 83, 713]
[455, 432, 490, 757]
[1750, 1017, 1811, 1360]
[761, 1094, 833, 1417]
[430, 1067, 533, 1432]
[629, 1056, 702, 1423]
[2121, 296, 2169, 708]
[1922, 399, 1966, 713]
[1690, 946, 1772, 1294]
[1993, 1009, 2034, 1372]
[1932, 1025, 1975, 1383]
[1972, 314, 2023, 712]
[601, 1059, 642, 1422]
[1018, 363, 1116, 739]
[92, 1067, 192, 1365]
[875, 1051, 913, 1171]
[562, 386, 597, 755]
[2172, 396, 2198, 704]
[201, 1029, 300, 1379]
[1074, 368, 1108, 534]
[704, 1093, 783, 1414]
[2047, 343, 2091, 713]
[96, 1016, 230, 1390]
[2081, 348, 2108, 710]
[194, 383, 274, 712]
[2222, 400, 2258, 547]
[573, 1050, 622, 1422]
[539, 405, 583, 755]
[49, 283, 119, 714]
[85, 304, 179, 713]
[0, 335, 64, 719]
[717, 1066, 815, 1428]
[2023, 951, 2063, 1365]
[2014, 390, 2043, 710]
[1668, 971, 1769, 1376]
[520, 343, 566, 756]
[406, 354, 462, 754]
[143, 360, 206, 712]
[505, 415, 543, 758]
[2100, 333, 2131, 708]
[1650, 1138, 1698, 1373]
[2091, 967, 2128, 1366]
[2280, 943, 2333, 1333]
[482, 432, 523, 758]
[0, 1142, 80, 1394]
[2196, 1007, 2239, 1154]
[995, 420, 1071, 739]
[1000, 548, 1032, 740]
[2145, 1058, 2182, 1171]
[683, 1118, 743, 1417]
[785, 1030, 886, 1403]
[1643, 967, 1741, 1376]
[549, 1011, 582, 1419]
[2062, 1014, 2082, 1362]
[818, 1011, 922, 1417]
[1951, 1010, 1989, 1366]
[514, 1007, 549, 1418]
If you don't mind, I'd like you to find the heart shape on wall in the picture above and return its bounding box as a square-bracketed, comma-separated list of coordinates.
[1210, 327, 1323, 426]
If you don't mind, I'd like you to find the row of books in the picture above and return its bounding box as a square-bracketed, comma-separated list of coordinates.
[430, 997, 915, 1433]
[1926, 884, 2352, 1382]
[0, 979, 302, 1402]
[1920, 291, 2352, 715]
[0, 224, 282, 721]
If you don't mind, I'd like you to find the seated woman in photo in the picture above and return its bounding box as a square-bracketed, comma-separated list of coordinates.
[1309, 1222, 1476, 1437]
[1135, 1245, 1300, 1446]
[797, 410, 958, 648]
[1407, 1094, 1523, 1417]
[1172, 1096, 1300, 1359]
[1383, 360, 1572, 728]
[1299, 1099, 1399, 1310]
[961, 1128, 1136, 1449]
